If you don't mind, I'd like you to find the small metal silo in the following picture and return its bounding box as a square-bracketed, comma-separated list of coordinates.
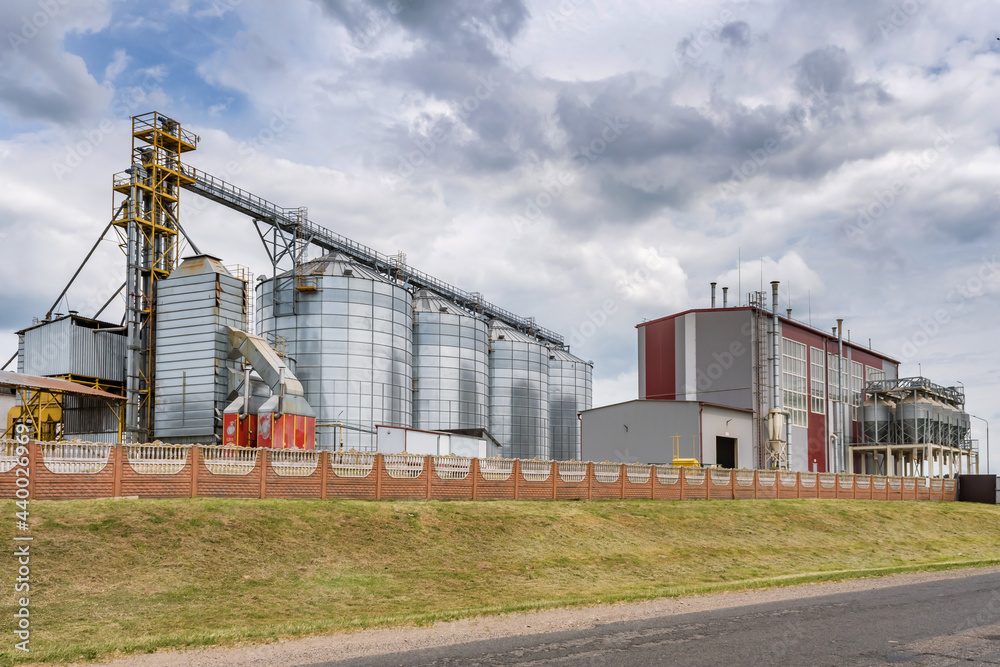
[154, 255, 247, 444]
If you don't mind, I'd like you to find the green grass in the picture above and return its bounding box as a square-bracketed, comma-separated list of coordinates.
[1, 498, 998, 664]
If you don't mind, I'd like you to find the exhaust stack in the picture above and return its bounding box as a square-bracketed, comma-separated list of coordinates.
[722, 287, 729, 308]
[711, 282, 717, 308]
[766, 281, 787, 469]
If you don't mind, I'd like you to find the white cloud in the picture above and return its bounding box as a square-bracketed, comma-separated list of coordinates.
[102, 48, 129, 82]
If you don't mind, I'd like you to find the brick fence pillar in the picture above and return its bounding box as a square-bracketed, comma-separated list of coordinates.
[319, 451, 329, 500]
[190, 446, 201, 498]
[259, 448, 269, 498]
[112, 444, 123, 498]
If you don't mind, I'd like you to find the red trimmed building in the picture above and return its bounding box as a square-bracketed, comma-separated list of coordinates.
[635, 292, 899, 472]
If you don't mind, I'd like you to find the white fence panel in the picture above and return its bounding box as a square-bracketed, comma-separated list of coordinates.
[272, 450, 319, 477]
[479, 458, 513, 482]
[711, 469, 731, 486]
[127, 445, 189, 475]
[558, 461, 587, 483]
[385, 454, 424, 479]
[521, 460, 552, 482]
[685, 468, 705, 485]
[626, 464, 651, 484]
[203, 447, 257, 476]
[656, 466, 680, 485]
[41, 442, 111, 475]
[330, 452, 375, 478]
[433, 456, 471, 481]
[593, 463, 620, 484]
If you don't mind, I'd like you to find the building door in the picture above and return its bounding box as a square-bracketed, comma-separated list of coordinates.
[715, 436, 737, 468]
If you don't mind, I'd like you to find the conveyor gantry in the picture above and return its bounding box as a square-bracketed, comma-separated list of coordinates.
[179, 165, 564, 345]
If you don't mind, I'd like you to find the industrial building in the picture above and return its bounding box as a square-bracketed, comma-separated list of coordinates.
[583, 282, 978, 475]
[2, 112, 592, 457]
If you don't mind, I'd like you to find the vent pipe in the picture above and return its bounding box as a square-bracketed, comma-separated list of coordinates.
[711, 282, 717, 308]
[771, 281, 781, 412]
[768, 280, 785, 469]
[722, 287, 729, 308]
[837, 318, 845, 473]
[786, 308, 792, 319]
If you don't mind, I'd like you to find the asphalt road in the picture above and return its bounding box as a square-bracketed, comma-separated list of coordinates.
[305, 571, 1000, 666]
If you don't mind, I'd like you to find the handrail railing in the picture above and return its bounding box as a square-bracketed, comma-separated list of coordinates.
[181, 166, 564, 345]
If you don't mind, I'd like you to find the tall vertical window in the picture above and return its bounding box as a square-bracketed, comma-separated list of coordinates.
[851, 360, 864, 420]
[828, 353, 840, 402]
[782, 338, 807, 427]
[810, 347, 825, 414]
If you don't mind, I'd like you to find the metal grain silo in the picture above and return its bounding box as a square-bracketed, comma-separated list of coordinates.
[488, 320, 549, 459]
[547, 346, 592, 460]
[897, 396, 937, 444]
[154, 255, 247, 444]
[861, 399, 894, 444]
[412, 289, 489, 432]
[257, 253, 412, 451]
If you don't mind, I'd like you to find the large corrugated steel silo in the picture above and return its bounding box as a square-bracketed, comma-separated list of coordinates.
[412, 289, 489, 432]
[488, 320, 549, 459]
[257, 253, 412, 451]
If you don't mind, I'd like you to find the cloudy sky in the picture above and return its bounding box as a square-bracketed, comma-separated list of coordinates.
[0, 0, 998, 470]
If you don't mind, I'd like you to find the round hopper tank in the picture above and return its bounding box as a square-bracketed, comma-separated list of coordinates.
[257, 253, 413, 451]
[488, 321, 550, 459]
[547, 346, 592, 460]
[896, 397, 935, 444]
[861, 400, 894, 444]
[411, 289, 489, 432]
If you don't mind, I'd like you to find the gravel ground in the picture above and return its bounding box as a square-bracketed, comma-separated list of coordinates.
[59, 565, 1000, 667]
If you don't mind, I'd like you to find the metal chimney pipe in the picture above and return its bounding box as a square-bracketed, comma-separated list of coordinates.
[837, 318, 845, 473]
[786, 308, 792, 319]
[770, 281, 781, 413]
[722, 287, 729, 308]
[711, 282, 717, 308]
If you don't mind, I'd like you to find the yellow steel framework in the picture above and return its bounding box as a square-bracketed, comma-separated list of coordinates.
[111, 112, 197, 442]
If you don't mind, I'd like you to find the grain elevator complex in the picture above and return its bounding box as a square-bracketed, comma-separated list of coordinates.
[1, 113, 980, 477]
[2, 112, 592, 459]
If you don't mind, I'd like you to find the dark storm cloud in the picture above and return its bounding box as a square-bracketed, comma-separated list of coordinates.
[317, 0, 528, 68]
[794, 46, 892, 112]
[554, 80, 715, 165]
[719, 21, 751, 49]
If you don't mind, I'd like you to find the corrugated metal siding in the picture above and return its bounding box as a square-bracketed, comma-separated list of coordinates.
[489, 321, 550, 459]
[19, 318, 126, 381]
[548, 348, 593, 461]
[257, 254, 413, 452]
[63, 395, 119, 441]
[154, 263, 246, 444]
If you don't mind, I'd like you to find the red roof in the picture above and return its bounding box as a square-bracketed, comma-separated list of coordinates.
[0, 371, 125, 400]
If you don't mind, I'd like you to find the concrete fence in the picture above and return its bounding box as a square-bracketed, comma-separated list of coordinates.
[0, 441, 959, 502]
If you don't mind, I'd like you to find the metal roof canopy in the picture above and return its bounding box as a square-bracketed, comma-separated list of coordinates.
[0, 371, 125, 401]
[866, 376, 965, 407]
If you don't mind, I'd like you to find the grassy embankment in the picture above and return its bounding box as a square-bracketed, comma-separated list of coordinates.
[1, 497, 999, 664]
